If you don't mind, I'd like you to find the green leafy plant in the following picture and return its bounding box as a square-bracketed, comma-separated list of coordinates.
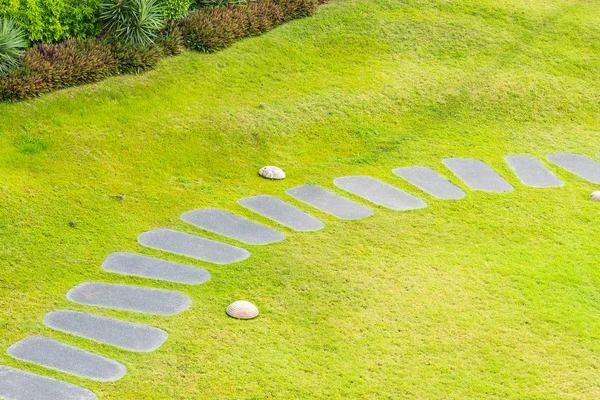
[1, 0, 102, 43]
[100, 0, 165, 46]
[160, 0, 191, 20]
[0, 17, 28, 74]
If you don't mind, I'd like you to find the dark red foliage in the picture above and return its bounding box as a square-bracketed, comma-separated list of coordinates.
[0, 0, 326, 101]
[182, 0, 320, 53]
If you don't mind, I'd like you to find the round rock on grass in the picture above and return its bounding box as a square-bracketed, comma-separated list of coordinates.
[226, 301, 259, 320]
[590, 191, 600, 201]
[258, 166, 286, 180]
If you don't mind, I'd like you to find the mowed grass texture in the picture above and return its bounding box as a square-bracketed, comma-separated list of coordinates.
[1, 0, 600, 398]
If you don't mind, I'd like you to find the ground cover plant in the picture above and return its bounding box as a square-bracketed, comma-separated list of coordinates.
[1, 0, 600, 398]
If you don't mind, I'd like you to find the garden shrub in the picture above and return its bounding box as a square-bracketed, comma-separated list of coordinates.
[0, 0, 326, 101]
[100, 0, 165, 46]
[160, 0, 191, 20]
[182, 0, 318, 52]
[0, 17, 28, 73]
[0, 38, 168, 100]
[0, 0, 102, 43]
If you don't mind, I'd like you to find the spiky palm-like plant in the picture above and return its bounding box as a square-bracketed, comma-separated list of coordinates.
[0, 17, 28, 74]
[101, 0, 165, 46]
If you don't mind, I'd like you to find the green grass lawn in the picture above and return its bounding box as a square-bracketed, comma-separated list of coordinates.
[1, 0, 600, 398]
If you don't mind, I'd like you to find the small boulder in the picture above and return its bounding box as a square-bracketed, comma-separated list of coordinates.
[226, 300, 259, 320]
[259, 166, 285, 180]
[590, 191, 600, 201]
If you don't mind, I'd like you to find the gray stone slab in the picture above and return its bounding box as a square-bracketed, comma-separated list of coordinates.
[102, 252, 210, 285]
[138, 228, 250, 264]
[44, 310, 168, 352]
[392, 166, 466, 199]
[333, 176, 427, 210]
[286, 185, 373, 220]
[66, 282, 191, 316]
[0, 366, 97, 400]
[443, 158, 514, 192]
[181, 208, 285, 245]
[7, 337, 127, 382]
[238, 195, 324, 231]
[505, 155, 563, 188]
[547, 153, 600, 184]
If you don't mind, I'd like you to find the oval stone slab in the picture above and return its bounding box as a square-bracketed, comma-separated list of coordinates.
[67, 282, 192, 315]
[286, 185, 373, 220]
[7, 336, 127, 382]
[334, 176, 427, 210]
[102, 252, 211, 285]
[44, 310, 168, 352]
[443, 158, 514, 192]
[506, 155, 563, 188]
[139, 228, 250, 264]
[547, 153, 600, 184]
[238, 195, 324, 231]
[392, 166, 466, 199]
[181, 208, 285, 245]
[0, 366, 97, 400]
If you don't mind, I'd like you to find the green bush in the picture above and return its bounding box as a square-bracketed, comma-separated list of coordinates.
[0, 0, 102, 43]
[100, 0, 165, 46]
[0, 17, 27, 73]
[160, 0, 191, 20]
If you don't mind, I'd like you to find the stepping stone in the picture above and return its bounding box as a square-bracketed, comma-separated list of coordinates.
[181, 208, 285, 245]
[333, 176, 427, 210]
[392, 166, 466, 199]
[44, 310, 168, 352]
[0, 366, 97, 400]
[286, 185, 373, 220]
[138, 228, 250, 264]
[443, 158, 514, 192]
[505, 155, 563, 188]
[7, 336, 127, 382]
[547, 153, 600, 184]
[102, 252, 210, 285]
[67, 282, 192, 315]
[238, 195, 324, 231]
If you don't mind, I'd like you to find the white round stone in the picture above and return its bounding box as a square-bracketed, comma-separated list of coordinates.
[226, 301, 259, 320]
[590, 191, 600, 201]
[258, 166, 285, 180]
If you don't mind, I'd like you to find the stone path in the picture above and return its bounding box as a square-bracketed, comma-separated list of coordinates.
[138, 228, 250, 264]
[3, 151, 596, 398]
[0, 366, 97, 400]
[67, 282, 192, 315]
[238, 195, 324, 231]
[286, 184, 373, 219]
[44, 310, 168, 352]
[506, 156, 563, 188]
[392, 166, 466, 199]
[7, 337, 127, 382]
[102, 252, 210, 285]
[547, 153, 600, 184]
[333, 176, 427, 210]
[181, 208, 285, 245]
[443, 158, 514, 192]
